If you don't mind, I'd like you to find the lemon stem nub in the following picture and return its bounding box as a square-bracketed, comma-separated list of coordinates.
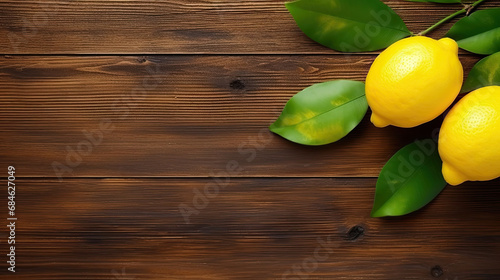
[370, 113, 389, 128]
[442, 163, 467, 186]
[438, 38, 459, 55]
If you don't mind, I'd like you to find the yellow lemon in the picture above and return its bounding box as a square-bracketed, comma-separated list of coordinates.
[439, 86, 500, 186]
[366, 36, 463, 128]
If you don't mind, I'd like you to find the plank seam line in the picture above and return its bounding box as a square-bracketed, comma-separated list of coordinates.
[0, 53, 481, 57]
[1, 53, 377, 57]
[16, 176, 378, 180]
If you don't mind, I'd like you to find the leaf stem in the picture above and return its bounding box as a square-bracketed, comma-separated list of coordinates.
[417, 0, 488, 36]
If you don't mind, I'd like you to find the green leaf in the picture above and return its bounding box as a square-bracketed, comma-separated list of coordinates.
[462, 51, 500, 93]
[446, 8, 500, 55]
[285, 0, 411, 52]
[405, 0, 461, 3]
[371, 140, 447, 218]
[269, 80, 367, 146]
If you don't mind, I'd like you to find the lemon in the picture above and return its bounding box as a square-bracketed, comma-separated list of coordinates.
[438, 86, 500, 186]
[365, 36, 463, 128]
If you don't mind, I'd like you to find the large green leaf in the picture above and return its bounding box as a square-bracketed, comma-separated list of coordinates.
[269, 80, 367, 146]
[406, 0, 461, 3]
[462, 51, 500, 93]
[285, 0, 411, 52]
[446, 8, 500, 55]
[371, 140, 447, 217]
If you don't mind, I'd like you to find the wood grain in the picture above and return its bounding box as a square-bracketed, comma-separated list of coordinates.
[0, 0, 498, 54]
[0, 55, 482, 178]
[12, 178, 500, 279]
[2, 1, 500, 279]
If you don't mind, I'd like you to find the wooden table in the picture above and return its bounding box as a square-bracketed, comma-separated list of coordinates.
[1, 1, 499, 279]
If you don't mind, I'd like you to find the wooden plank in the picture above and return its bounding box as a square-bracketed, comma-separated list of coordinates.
[0, 55, 482, 178]
[0, 0, 497, 54]
[12, 178, 500, 279]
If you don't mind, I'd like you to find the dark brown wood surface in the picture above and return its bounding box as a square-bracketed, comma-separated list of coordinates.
[0, 55, 484, 178]
[0, 0, 498, 54]
[13, 179, 500, 279]
[1, 0, 500, 279]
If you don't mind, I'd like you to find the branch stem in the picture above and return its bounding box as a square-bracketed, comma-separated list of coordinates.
[417, 0, 488, 36]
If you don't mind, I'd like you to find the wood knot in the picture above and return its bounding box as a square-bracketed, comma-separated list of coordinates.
[346, 225, 364, 241]
[230, 79, 245, 90]
[137, 57, 147, 63]
[431, 265, 443, 278]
